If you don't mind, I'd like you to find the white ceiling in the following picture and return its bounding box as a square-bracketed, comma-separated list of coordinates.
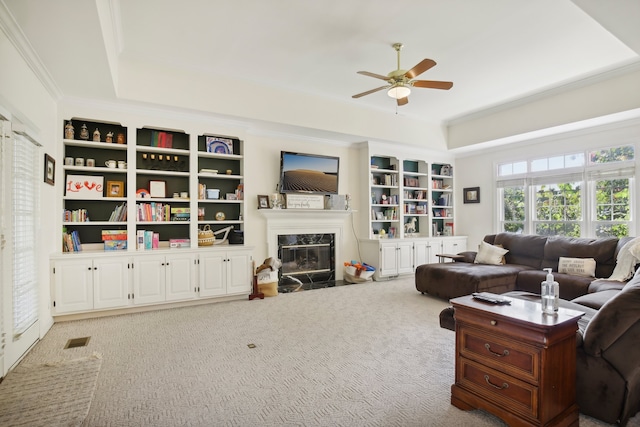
[2, 0, 639, 145]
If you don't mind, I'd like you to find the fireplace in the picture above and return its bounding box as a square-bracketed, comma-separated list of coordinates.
[259, 209, 352, 292]
[278, 233, 335, 292]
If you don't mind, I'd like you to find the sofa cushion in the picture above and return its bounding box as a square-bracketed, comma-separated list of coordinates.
[588, 279, 626, 293]
[571, 290, 619, 310]
[514, 270, 592, 300]
[558, 257, 596, 277]
[474, 241, 509, 265]
[493, 233, 547, 269]
[542, 236, 618, 279]
[583, 273, 640, 357]
[415, 262, 532, 300]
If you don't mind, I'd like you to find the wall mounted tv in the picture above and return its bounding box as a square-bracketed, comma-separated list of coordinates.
[279, 151, 340, 195]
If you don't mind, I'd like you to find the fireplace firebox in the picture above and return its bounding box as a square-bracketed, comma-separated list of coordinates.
[278, 233, 335, 292]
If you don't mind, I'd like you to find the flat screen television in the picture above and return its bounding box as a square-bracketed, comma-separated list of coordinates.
[279, 151, 340, 195]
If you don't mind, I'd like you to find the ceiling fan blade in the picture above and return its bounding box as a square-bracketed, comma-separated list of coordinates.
[397, 97, 409, 106]
[357, 71, 390, 81]
[412, 80, 453, 90]
[352, 85, 389, 99]
[404, 59, 436, 79]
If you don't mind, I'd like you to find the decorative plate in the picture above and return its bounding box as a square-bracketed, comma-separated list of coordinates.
[215, 212, 226, 221]
[206, 137, 233, 154]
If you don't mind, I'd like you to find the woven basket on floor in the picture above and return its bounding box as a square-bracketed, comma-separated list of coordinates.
[198, 225, 215, 246]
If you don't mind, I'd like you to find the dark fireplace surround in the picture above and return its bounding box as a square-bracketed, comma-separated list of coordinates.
[278, 233, 335, 292]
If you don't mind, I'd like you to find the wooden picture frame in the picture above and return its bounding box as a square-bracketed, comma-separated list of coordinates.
[106, 181, 125, 198]
[44, 153, 55, 185]
[463, 187, 480, 204]
[257, 194, 270, 209]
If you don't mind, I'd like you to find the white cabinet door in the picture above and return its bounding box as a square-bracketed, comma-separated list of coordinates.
[442, 237, 467, 258]
[226, 251, 252, 295]
[53, 259, 94, 314]
[134, 255, 166, 305]
[414, 240, 432, 267]
[94, 257, 130, 310]
[165, 253, 197, 302]
[378, 243, 399, 277]
[199, 252, 226, 297]
[397, 241, 414, 274]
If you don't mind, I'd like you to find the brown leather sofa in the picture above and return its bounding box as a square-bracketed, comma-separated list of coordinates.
[415, 232, 633, 302]
[429, 233, 640, 425]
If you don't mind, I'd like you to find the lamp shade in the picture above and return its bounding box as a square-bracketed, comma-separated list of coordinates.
[387, 85, 411, 99]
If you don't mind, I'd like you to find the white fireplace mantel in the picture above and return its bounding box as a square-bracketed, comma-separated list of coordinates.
[258, 209, 355, 280]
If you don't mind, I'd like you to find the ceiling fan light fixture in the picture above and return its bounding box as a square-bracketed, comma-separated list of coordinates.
[387, 85, 411, 99]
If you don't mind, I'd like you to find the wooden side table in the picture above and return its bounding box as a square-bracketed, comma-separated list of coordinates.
[436, 253, 465, 263]
[450, 294, 584, 427]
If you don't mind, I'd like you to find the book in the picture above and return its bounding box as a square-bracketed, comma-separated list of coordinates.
[137, 230, 145, 250]
[144, 230, 153, 250]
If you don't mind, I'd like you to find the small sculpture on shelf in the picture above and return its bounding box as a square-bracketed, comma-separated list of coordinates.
[93, 128, 101, 142]
[64, 121, 74, 139]
[106, 132, 113, 143]
[116, 133, 125, 144]
[79, 124, 89, 140]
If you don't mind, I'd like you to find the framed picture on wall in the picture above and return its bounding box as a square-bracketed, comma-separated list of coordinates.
[44, 153, 55, 186]
[463, 187, 480, 204]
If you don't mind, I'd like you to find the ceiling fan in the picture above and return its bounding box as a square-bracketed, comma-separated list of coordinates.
[352, 43, 453, 106]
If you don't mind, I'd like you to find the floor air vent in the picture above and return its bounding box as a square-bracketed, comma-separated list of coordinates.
[64, 337, 91, 349]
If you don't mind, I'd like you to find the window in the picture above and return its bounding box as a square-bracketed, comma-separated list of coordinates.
[11, 132, 39, 337]
[533, 181, 582, 237]
[498, 179, 525, 233]
[497, 146, 634, 238]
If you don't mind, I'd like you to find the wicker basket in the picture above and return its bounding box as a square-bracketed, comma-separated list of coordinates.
[198, 225, 215, 246]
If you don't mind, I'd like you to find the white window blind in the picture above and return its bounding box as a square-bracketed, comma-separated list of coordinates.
[12, 132, 39, 338]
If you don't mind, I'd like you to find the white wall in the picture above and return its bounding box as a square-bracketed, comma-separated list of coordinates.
[0, 28, 58, 335]
[455, 118, 640, 247]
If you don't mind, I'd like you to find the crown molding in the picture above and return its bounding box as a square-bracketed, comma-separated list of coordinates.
[0, 1, 62, 100]
[446, 58, 640, 127]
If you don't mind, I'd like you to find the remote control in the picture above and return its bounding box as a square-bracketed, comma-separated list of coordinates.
[472, 292, 511, 305]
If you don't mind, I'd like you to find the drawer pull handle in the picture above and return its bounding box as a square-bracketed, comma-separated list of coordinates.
[484, 375, 509, 390]
[485, 343, 509, 357]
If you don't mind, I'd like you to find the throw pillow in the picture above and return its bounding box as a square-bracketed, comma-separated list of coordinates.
[475, 241, 509, 265]
[558, 257, 596, 277]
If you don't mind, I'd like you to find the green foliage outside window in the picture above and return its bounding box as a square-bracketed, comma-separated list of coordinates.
[503, 187, 525, 233]
[589, 146, 634, 164]
[534, 183, 581, 237]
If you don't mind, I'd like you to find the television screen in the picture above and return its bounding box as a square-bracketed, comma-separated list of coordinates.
[279, 151, 339, 194]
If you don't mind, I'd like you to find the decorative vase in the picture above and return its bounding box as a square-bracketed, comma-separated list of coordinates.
[79, 124, 89, 140]
[64, 121, 75, 139]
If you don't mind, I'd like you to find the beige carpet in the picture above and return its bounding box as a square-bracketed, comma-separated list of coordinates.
[13, 277, 640, 426]
[0, 354, 102, 426]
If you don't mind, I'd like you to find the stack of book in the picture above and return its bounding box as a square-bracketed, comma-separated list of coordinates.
[108, 203, 127, 222]
[171, 207, 190, 221]
[150, 130, 173, 148]
[63, 209, 89, 222]
[62, 229, 82, 252]
[137, 202, 171, 221]
[137, 230, 159, 250]
[102, 230, 127, 251]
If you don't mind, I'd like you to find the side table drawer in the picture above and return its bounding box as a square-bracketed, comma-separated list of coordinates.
[457, 357, 538, 419]
[459, 326, 540, 383]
